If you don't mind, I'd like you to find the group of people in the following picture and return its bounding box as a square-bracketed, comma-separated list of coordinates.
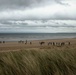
[40, 41, 70, 46]
[18, 40, 32, 45]
[18, 40, 70, 46]
[0, 41, 5, 44]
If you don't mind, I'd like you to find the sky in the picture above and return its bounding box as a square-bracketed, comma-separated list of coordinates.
[0, 0, 76, 33]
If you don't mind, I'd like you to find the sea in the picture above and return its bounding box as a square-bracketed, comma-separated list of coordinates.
[0, 33, 76, 41]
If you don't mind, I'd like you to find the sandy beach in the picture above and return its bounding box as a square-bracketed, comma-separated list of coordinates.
[0, 38, 76, 75]
[0, 38, 76, 51]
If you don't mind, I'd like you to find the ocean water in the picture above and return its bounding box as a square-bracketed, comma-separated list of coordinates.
[0, 33, 76, 41]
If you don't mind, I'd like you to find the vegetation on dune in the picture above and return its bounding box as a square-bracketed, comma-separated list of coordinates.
[0, 48, 76, 75]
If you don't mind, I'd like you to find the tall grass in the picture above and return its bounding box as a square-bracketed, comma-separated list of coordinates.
[0, 48, 76, 75]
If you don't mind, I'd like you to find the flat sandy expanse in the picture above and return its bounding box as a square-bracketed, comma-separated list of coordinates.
[0, 38, 76, 52]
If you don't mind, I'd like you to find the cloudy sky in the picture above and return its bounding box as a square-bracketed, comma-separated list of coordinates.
[0, 0, 76, 33]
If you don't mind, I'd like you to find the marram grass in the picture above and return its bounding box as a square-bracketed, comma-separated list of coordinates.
[0, 49, 76, 75]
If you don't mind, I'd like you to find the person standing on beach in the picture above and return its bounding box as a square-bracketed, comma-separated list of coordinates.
[30, 42, 32, 45]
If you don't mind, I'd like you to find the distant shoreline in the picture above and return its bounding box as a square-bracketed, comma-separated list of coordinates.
[0, 32, 76, 34]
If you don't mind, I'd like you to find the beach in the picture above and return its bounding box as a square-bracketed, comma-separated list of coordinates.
[0, 38, 76, 75]
[0, 38, 76, 51]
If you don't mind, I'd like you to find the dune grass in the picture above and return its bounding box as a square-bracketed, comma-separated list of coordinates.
[0, 48, 76, 75]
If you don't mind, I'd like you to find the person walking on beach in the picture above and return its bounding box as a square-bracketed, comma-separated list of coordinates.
[68, 42, 70, 45]
[25, 40, 27, 44]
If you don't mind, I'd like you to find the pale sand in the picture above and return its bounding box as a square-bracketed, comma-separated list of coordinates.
[0, 38, 76, 51]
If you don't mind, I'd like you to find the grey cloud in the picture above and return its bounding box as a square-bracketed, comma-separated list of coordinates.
[0, 20, 76, 28]
[0, 20, 76, 33]
[0, 0, 68, 10]
[0, 21, 28, 26]
[55, 0, 69, 5]
[0, 0, 46, 9]
[0, 0, 73, 20]
[54, 13, 76, 20]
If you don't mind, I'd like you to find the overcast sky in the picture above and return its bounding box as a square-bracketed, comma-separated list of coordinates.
[0, 0, 76, 33]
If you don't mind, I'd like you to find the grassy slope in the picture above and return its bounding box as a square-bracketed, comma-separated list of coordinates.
[0, 48, 76, 75]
